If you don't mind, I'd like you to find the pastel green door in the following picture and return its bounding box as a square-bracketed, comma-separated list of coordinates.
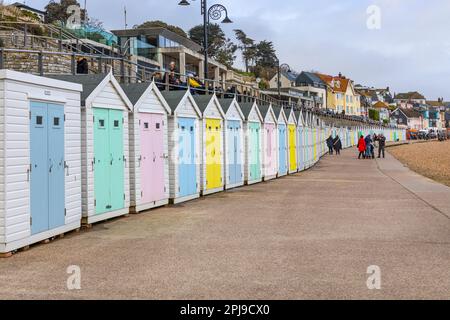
[93, 108, 124, 215]
[249, 122, 261, 181]
[109, 110, 125, 211]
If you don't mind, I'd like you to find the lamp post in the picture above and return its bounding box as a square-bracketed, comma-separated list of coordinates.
[274, 56, 291, 101]
[179, 0, 232, 81]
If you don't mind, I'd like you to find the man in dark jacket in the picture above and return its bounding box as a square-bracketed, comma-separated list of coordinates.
[378, 134, 386, 158]
[326, 135, 334, 155]
[76, 58, 89, 74]
[333, 136, 342, 155]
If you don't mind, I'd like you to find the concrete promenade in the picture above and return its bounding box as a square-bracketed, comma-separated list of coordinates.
[0, 148, 449, 299]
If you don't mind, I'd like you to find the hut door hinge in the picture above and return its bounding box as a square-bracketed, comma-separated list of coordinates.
[30, 217, 32, 225]
[93, 116, 95, 123]
[122, 118, 124, 124]
[141, 191, 143, 197]
[64, 208, 67, 216]
[64, 114, 66, 121]
[164, 186, 166, 192]
[94, 199, 96, 207]
[29, 111, 31, 120]
[124, 194, 126, 200]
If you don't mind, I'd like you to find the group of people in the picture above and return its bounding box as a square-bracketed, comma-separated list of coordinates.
[357, 134, 386, 159]
[326, 135, 343, 155]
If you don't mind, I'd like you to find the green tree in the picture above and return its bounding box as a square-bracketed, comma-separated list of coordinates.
[134, 20, 187, 38]
[45, 0, 86, 24]
[254, 40, 277, 68]
[234, 29, 256, 72]
[189, 24, 237, 68]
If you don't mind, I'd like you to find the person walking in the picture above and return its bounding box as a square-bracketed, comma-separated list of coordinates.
[357, 135, 366, 159]
[326, 135, 334, 155]
[378, 134, 386, 159]
[365, 135, 375, 159]
[333, 135, 342, 155]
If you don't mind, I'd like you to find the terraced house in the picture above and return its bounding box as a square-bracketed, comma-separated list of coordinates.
[316, 73, 361, 116]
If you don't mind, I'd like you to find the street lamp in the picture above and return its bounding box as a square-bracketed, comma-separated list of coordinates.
[274, 56, 291, 100]
[179, 0, 232, 81]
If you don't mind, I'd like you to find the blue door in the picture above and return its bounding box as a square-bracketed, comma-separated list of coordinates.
[228, 120, 242, 185]
[30, 102, 49, 235]
[47, 104, 65, 230]
[278, 124, 287, 174]
[234, 122, 242, 184]
[178, 117, 196, 197]
[30, 102, 65, 235]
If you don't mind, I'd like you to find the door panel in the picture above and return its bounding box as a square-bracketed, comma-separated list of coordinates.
[151, 114, 165, 201]
[109, 110, 124, 211]
[249, 122, 261, 181]
[288, 124, 297, 172]
[279, 124, 286, 174]
[178, 117, 196, 197]
[206, 119, 222, 190]
[47, 104, 65, 229]
[178, 118, 189, 197]
[139, 113, 153, 204]
[93, 108, 111, 214]
[188, 119, 196, 195]
[227, 121, 236, 185]
[235, 122, 242, 183]
[30, 102, 49, 235]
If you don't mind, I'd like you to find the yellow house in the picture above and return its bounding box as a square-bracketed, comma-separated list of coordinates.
[316, 73, 361, 116]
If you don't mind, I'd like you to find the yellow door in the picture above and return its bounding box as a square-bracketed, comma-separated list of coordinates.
[288, 124, 297, 172]
[206, 119, 222, 190]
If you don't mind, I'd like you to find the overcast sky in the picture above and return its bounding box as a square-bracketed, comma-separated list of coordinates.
[17, 0, 450, 100]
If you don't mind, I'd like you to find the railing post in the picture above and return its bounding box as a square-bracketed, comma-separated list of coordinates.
[59, 24, 63, 51]
[71, 53, 76, 75]
[23, 24, 28, 48]
[0, 48, 4, 69]
[97, 57, 102, 73]
[38, 51, 44, 76]
[120, 58, 125, 83]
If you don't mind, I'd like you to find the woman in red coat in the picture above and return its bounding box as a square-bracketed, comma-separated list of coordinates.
[357, 135, 366, 159]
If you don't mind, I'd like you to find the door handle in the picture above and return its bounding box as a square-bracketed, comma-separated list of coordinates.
[64, 161, 69, 176]
[138, 156, 142, 167]
[27, 164, 32, 182]
[49, 160, 53, 173]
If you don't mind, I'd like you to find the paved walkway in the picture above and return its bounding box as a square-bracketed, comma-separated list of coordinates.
[1, 149, 449, 299]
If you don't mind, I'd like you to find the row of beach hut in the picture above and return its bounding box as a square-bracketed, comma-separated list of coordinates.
[0, 70, 405, 255]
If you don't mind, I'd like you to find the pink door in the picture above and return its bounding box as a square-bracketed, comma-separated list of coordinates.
[140, 113, 165, 204]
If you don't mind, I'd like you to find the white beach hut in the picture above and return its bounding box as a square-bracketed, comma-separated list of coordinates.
[161, 90, 202, 204]
[121, 82, 171, 213]
[217, 98, 245, 190]
[0, 70, 83, 255]
[49, 72, 133, 225]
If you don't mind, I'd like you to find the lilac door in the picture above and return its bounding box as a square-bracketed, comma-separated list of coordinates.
[140, 113, 165, 204]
